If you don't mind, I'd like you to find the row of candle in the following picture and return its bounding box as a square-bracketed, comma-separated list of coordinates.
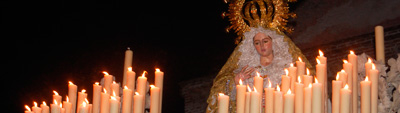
[218, 50, 379, 113]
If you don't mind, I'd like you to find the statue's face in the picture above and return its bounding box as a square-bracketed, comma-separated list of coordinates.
[253, 32, 273, 57]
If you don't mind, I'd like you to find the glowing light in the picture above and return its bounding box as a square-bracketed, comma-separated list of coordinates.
[142, 71, 147, 77]
[25, 105, 31, 111]
[287, 89, 292, 94]
[34, 101, 38, 107]
[336, 73, 340, 81]
[81, 89, 86, 93]
[156, 68, 160, 72]
[95, 82, 99, 85]
[219, 93, 225, 96]
[316, 58, 321, 64]
[319, 50, 324, 56]
[247, 85, 252, 92]
[298, 76, 301, 83]
[343, 60, 348, 63]
[315, 77, 319, 83]
[69, 81, 74, 85]
[128, 67, 132, 71]
[43, 101, 47, 106]
[290, 63, 294, 67]
[268, 78, 272, 88]
[150, 85, 155, 88]
[53, 91, 59, 95]
[365, 76, 369, 81]
[239, 79, 243, 85]
[124, 86, 128, 89]
[344, 84, 349, 89]
[103, 71, 109, 75]
[308, 83, 312, 88]
[284, 69, 289, 76]
[253, 87, 258, 93]
[66, 96, 69, 102]
[103, 88, 107, 94]
[277, 85, 281, 92]
[256, 72, 260, 77]
[298, 57, 303, 62]
[372, 64, 376, 70]
[135, 92, 139, 95]
[350, 50, 355, 55]
[368, 58, 372, 63]
[306, 68, 310, 75]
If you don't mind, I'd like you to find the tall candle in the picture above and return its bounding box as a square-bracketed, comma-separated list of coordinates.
[375, 26, 385, 63]
[282, 69, 291, 94]
[289, 63, 297, 92]
[126, 67, 136, 90]
[103, 72, 113, 95]
[68, 81, 77, 113]
[265, 79, 274, 113]
[303, 69, 313, 89]
[294, 77, 303, 113]
[122, 86, 133, 113]
[348, 50, 358, 113]
[343, 60, 353, 94]
[303, 84, 312, 113]
[32, 102, 42, 113]
[370, 64, 379, 113]
[218, 93, 230, 113]
[332, 74, 342, 113]
[274, 85, 283, 113]
[150, 85, 160, 113]
[340, 84, 351, 113]
[312, 78, 322, 113]
[316, 58, 326, 113]
[51, 100, 60, 113]
[92, 82, 101, 113]
[77, 89, 87, 113]
[365, 58, 373, 78]
[245, 86, 251, 113]
[317, 50, 327, 64]
[40, 101, 49, 113]
[250, 88, 261, 113]
[133, 92, 144, 113]
[284, 89, 294, 113]
[123, 47, 133, 86]
[53, 91, 62, 105]
[338, 70, 348, 87]
[111, 81, 120, 96]
[296, 57, 305, 80]
[361, 76, 371, 113]
[254, 72, 263, 95]
[100, 89, 110, 113]
[63, 96, 72, 113]
[155, 68, 164, 113]
[137, 71, 148, 110]
[110, 96, 119, 113]
[236, 79, 246, 113]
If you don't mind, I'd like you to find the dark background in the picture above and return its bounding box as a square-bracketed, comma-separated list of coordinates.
[4, 0, 238, 112]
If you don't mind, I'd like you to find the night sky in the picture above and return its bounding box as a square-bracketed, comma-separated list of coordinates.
[5, 0, 238, 112]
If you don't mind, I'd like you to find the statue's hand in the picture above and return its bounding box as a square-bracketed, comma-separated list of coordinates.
[235, 65, 255, 85]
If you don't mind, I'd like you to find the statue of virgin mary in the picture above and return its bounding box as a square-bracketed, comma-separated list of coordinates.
[206, 0, 316, 112]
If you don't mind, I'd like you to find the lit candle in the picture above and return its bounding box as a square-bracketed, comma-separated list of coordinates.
[303, 84, 312, 113]
[133, 92, 144, 113]
[265, 79, 274, 113]
[51, 100, 60, 113]
[25, 105, 32, 113]
[122, 86, 133, 113]
[32, 102, 42, 113]
[316, 58, 326, 113]
[289, 63, 297, 92]
[332, 74, 342, 113]
[282, 69, 291, 94]
[40, 101, 49, 113]
[126, 67, 136, 90]
[340, 84, 351, 113]
[123, 47, 133, 86]
[53, 91, 62, 105]
[348, 50, 358, 113]
[245, 86, 251, 113]
[338, 70, 348, 87]
[365, 58, 373, 78]
[100, 89, 110, 113]
[295, 76, 303, 113]
[78, 100, 88, 113]
[274, 85, 283, 113]
[103, 71, 113, 95]
[374, 26, 385, 63]
[296, 57, 305, 80]
[284, 89, 294, 113]
[236, 79, 246, 113]
[155, 68, 164, 113]
[77, 89, 87, 113]
[110, 96, 119, 113]
[343, 60, 353, 94]
[60, 103, 65, 113]
[312, 78, 322, 113]
[361, 76, 371, 113]
[137, 71, 148, 110]
[92, 82, 101, 113]
[317, 50, 327, 64]
[68, 81, 77, 113]
[218, 93, 230, 113]
[63, 96, 72, 113]
[111, 81, 120, 96]
[250, 88, 260, 113]
[303, 68, 313, 89]
[150, 85, 160, 113]
[254, 72, 263, 95]
[370, 64, 379, 113]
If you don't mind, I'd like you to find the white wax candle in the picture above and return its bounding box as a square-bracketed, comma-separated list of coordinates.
[365, 58, 373, 78]
[282, 69, 291, 94]
[126, 67, 136, 90]
[133, 92, 144, 113]
[237, 79, 246, 113]
[77, 89, 87, 113]
[250, 88, 260, 113]
[370, 64, 379, 113]
[32, 102, 42, 113]
[338, 70, 348, 87]
[289, 63, 297, 92]
[296, 57, 305, 80]
[348, 51, 358, 113]
[68, 82, 77, 113]
[340, 85, 351, 113]
[375, 26, 385, 63]
[40, 102, 50, 113]
[303, 69, 313, 89]
[265, 80, 274, 113]
[284, 89, 294, 113]
[317, 50, 327, 64]
[332, 75, 342, 113]
[78, 101, 88, 113]
[92, 82, 101, 113]
[294, 77, 303, 113]
[245, 86, 251, 113]
[109, 96, 119, 113]
[155, 68, 164, 113]
[274, 85, 283, 113]
[312, 79, 322, 113]
[123, 47, 133, 86]
[254, 72, 263, 95]
[51, 100, 60, 113]
[100, 89, 110, 113]
[361, 77, 371, 113]
[343, 60, 353, 94]
[122, 86, 133, 113]
[137, 71, 148, 110]
[111, 81, 120, 96]
[150, 85, 160, 113]
[303, 84, 312, 113]
[316, 58, 326, 113]
[218, 93, 230, 113]
[53, 91, 62, 105]
[63, 96, 72, 113]
[103, 72, 113, 95]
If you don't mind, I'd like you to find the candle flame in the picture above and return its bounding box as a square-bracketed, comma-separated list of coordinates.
[341, 69, 345, 73]
[43, 101, 47, 106]
[365, 76, 369, 81]
[256, 72, 260, 77]
[287, 89, 292, 94]
[308, 83, 312, 88]
[59, 103, 62, 108]
[53, 90, 59, 95]
[319, 50, 324, 56]
[343, 60, 348, 63]
[142, 71, 147, 77]
[124, 86, 128, 89]
[247, 85, 252, 92]
[82, 100, 87, 107]
[368, 58, 372, 63]
[372, 63, 376, 70]
[277, 85, 281, 91]
[113, 91, 116, 97]
[66, 96, 69, 102]
[268, 78, 272, 88]
[103, 88, 107, 94]
[350, 50, 355, 54]
[95, 82, 99, 85]
[316, 58, 321, 64]
[103, 71, 109, 75]
[298, 76, 301, 83]
[69, 81, 74, 85]
[219, 93, 225, 96]
[82, 89, 86, 93]
[150, 85, 155, 88]
[135, 92, 139, 95]
[25, 105, 31, 111]
[336, 73, 341, 81]
[315, 77, 319, 83]
[111, 96, 117, 100]
[298, 57, 303, 62]
[253, 87, 258, 93]
[128, 67, 132, 71]
[290, 63, 294, 67]
[239, 79, 243, 85]
[156, 68, 161, 72]
[34, 101, 38, 107]
[85, 98, 89, 104]
[113, 81, 116, 84]
[284, 69, 289, 76]
[306, 68, 310, 75]
[54, 99, 58, 105]
[344, 84, 349, 89]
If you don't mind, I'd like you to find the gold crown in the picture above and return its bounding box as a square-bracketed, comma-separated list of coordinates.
[222, 0, 297, 43]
